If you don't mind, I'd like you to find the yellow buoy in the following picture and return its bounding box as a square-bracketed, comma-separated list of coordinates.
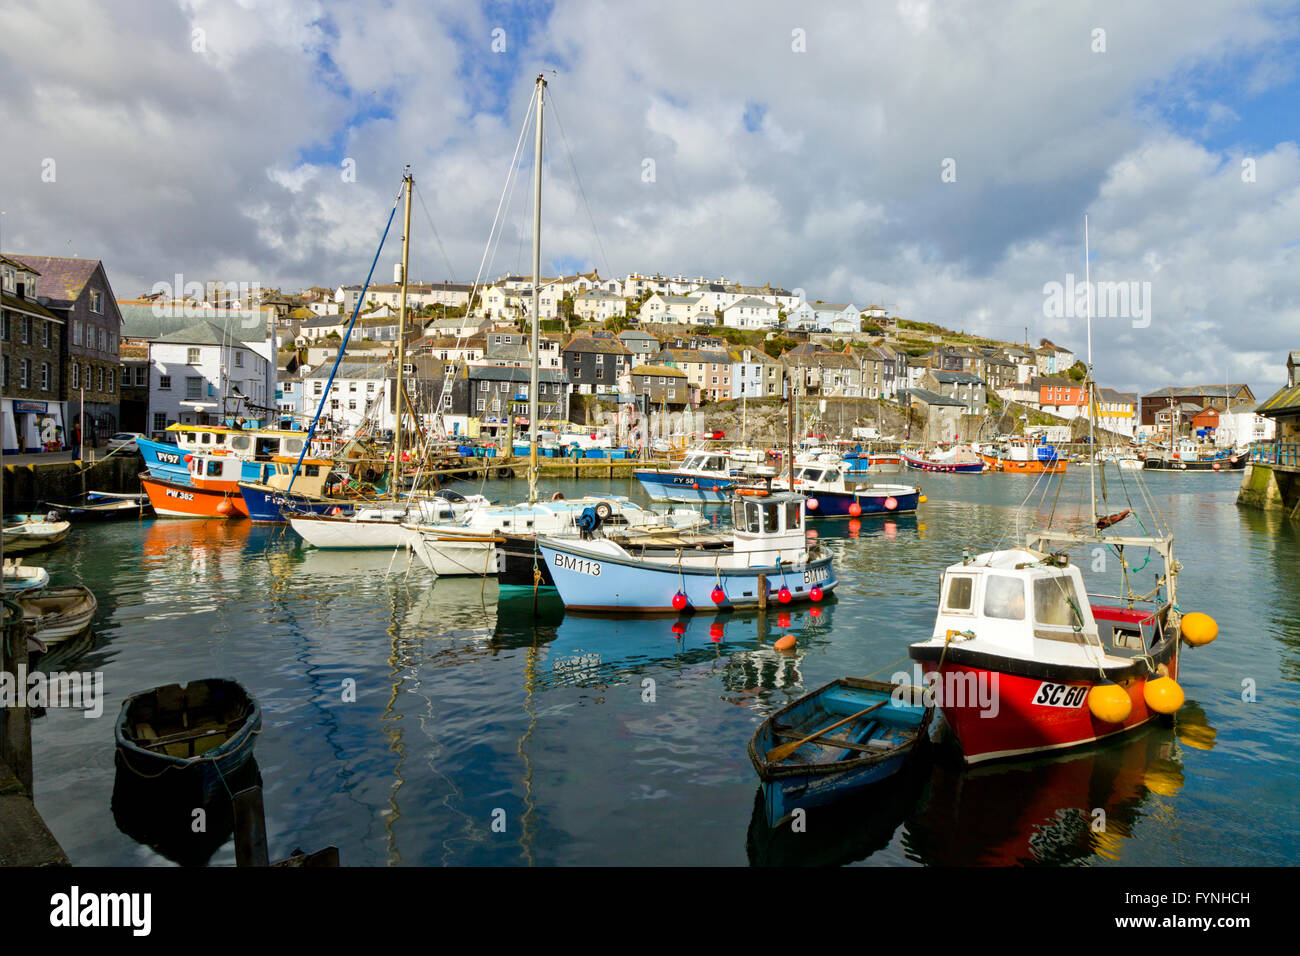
[1180, 612, 1218, 646]
[919, 494, 928, 503]
[1088, 683, 1132, 724]
[1143, 676, 1184, 714]
[773, 635, 797, 652]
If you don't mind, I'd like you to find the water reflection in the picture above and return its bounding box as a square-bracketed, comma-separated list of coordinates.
[901, 713, 1212, 865]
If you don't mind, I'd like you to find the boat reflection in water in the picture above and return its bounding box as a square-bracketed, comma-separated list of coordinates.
[901, 703, 1217, 865]
[746, 760, 929, 867]
[804, 513, 920, 543]
[493, 597, 838, 696]
[110, 756, 263, 867]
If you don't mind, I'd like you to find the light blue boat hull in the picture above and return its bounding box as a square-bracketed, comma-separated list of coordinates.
[634, 470, 732, 503]
[538, 540, 836, 612]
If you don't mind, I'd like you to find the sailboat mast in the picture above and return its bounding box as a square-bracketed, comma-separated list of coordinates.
[528, 74, 545, 505]
[392, 168, 413, 497]
[1085, 214, 1097, 525]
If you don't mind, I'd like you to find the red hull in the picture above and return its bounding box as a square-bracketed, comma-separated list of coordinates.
[142, 476, 248, 518]
[920, 658, 1178, 764]
[979, 455, 1066, 475]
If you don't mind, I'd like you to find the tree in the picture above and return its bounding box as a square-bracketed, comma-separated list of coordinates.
[560, 292, 575, 333]
[603, 314, 629, 333]
[764, 334, 798, 358]
[1067, 360, 1087, 382]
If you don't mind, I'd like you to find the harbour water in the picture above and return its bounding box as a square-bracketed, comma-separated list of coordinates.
[26, 469, 1300, 866]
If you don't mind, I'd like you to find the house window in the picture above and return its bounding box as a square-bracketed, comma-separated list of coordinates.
[136, 367, 147, 386]
[314, 382, 323, 394]
[348, 400, 357, 410]
[97, 367, 104, 391]
[159, 374, 171, 390]
[71, 364, 79, 389]
[186, 377, 202, 400]
[235, 352, 243, 367]
[153, 413, 167, 433]
[476, 398, 486, 411]
[21, 316, 31, 344]
[41, 321, 50, 348]
[443, 394, 452, 409]
[90, 289, 103, 313]
[98, 327, 106, 350]
[19, 358, 30, 388]
[39, 362, 52, 390]
[187, 348, 200, 364]
[0, 312, 7, 340]
[108, 372, 114, 393]
[480, 381, 489, 392]
[121, 367, 131, 386]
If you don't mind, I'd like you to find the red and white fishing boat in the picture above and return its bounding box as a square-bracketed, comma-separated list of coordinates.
[908, 217, 1218, 765]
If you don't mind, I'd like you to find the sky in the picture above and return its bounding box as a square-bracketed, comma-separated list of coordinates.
[2, 0, 1298, 399]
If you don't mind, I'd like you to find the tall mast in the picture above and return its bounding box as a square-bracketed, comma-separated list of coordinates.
[392, 167, 413, 497]
[528, 75, 545, 505]
[1085, 214, 1097, 524]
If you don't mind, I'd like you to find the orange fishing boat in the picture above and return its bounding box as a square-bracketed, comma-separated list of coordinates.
[141, 452, 249, 518]
[979, 439, 1067, 474]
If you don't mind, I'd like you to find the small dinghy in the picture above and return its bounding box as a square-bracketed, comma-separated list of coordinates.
[3, 560, 49, 594]
[115, 679, 261, 802]
[748, 677, 933, 828]
[14, 585, 97, 643]
[2, 518, 72, 554]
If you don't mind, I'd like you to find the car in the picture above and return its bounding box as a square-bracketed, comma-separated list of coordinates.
[105, 432, 144, 454]
[703, 429, 726, 440]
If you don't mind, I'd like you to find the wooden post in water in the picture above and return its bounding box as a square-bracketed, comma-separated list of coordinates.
[0, 618, 34, 796]
[232, 786, 270, 867]
[757, 573, 768, 610]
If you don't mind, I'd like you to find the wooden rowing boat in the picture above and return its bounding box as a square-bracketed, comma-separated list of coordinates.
[2, 519, 71, 554]
[748, 677, 932, 828]
[13, 585, 97, 643]
[115, 679, 262, 802]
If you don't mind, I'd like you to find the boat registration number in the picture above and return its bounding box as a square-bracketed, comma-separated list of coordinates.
[802, 566, 829, 584]
[156, 451, 180, 465]
[1032, 682, 1088, 708]
[553, 553, 601, 577]
[164, 488, 195, 501]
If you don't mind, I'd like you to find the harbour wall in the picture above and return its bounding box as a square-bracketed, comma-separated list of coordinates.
[2, 455, 143, 510]
[1237, 462, 1300, 518]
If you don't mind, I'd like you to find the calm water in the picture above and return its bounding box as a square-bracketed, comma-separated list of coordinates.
[24, 468, 1300, 866]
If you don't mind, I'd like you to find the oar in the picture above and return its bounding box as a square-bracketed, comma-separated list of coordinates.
[765, 700, 888, 763]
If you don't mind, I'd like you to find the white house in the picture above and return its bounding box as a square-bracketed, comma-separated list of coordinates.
[574, 289, 627, 323]
[641, 293, 713, 325]
[147, 320, 274, 433]
[722, 296, 781, 331]
[1217, 402, 1275, 446]
[303, 362, 396, 433]
[791, 302, 858, 332]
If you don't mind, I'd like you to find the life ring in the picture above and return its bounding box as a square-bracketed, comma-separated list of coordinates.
[735, 487, 769, 497]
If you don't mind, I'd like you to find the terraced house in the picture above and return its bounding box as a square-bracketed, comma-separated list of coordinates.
[10, 254, 123, 442]
[1, 255, 66, 452]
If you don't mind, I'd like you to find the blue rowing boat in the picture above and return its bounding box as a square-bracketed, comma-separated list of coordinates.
[748, 677, 932, 828]
[114, 678, 261, 803]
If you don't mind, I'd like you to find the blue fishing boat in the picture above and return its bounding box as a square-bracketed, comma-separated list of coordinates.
[634, 448, 764, 503]
[748, 677, 933, 828]
[237, 455, 356, 523]
[537, 494, 835, 612]
[114, 678, 262, 803]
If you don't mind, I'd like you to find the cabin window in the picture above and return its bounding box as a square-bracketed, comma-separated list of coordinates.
[1034, 577, 1085, 628]
[214, 433, 225, 445]
[201, 432, 211, 444]
[283, 438, 303, 455]
[944, 575, 974, 612]
[305, 465, 320, 477]
[784, 502, 802, 529]
[761, 502, 781, 532]
[231, 435, 251, 451]
[983, 575, 1026, 620]
[207, 461, 222, 476]
[803, 469, 823, 482]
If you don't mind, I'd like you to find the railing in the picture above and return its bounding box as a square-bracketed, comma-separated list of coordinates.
[1249, 441, 1300, 468]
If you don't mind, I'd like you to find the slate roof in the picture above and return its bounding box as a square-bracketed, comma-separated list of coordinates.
[1, 291, 61, 321]
[898, 387, 966, 407]
[563, 336, 631, 355]
[119, 301, 272, 343]
[1256, 386, 1300, 417]
[632, 365, 686, 377]
[7, 255, 100, 308]
[928, 370, 986, 385]
[153, 320, 268, 348]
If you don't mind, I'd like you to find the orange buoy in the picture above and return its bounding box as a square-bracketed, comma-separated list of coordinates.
[774, 634, 795, 652]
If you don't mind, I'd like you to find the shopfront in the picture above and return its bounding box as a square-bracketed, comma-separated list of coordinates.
[2, 398, 68, 454]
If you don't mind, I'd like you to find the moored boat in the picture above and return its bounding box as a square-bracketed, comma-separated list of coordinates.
[288, 490, 490, 549]
[14, 585, 97, 643]
[980, 439, 1067, 474]
[2, 518, 72, 554]
[901, 444, 986, 473]
[237, 456, 357, 523]
[114, 679, 262, 802]
[757, 460, 923, 518]
[141, 472, 246, 518]
[748, 677, 933, 828]
[3, 561, 50, 594]
[537, 494, 835, 612]
[44, 492, 153, 522]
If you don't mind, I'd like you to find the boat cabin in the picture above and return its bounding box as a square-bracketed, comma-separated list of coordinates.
[166, 424, 311, 462]
[730, 493, 809, 565]
[680, 451, 730, 474]
[932, 549, 1102, 660]
[262, 456, 339, 498]
[188, 453, 245, 490]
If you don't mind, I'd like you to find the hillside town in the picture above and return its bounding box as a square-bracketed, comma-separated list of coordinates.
[0, 259, 1281, 453]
